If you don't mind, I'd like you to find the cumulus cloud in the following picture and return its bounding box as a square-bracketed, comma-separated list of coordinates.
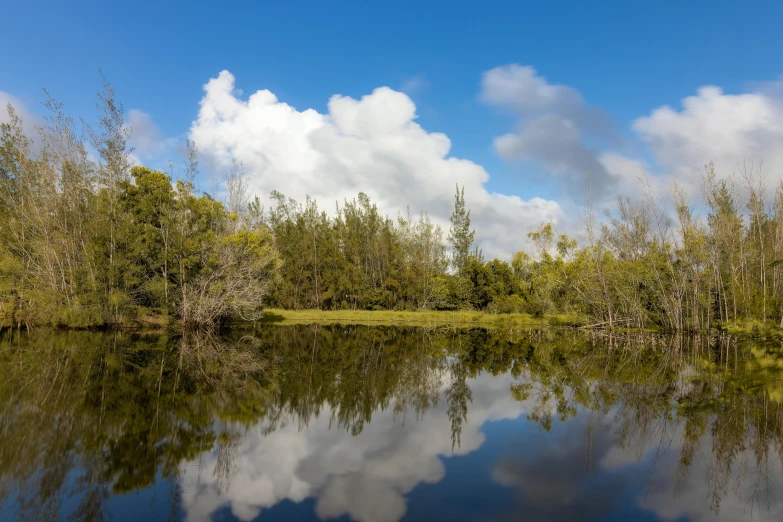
[189, 70, 565, 260]
[179, 371, 531, 522]
[493, 114, 604, 178]
[0, 92, 176, 169]
[0, 91, 41, 140]
[180, 370, 783, 522]
[481, 64, 625, 201]
[633, 85, 783, 196]
[481, 64, 604, 128]
[485, 64, 783, 209]
[126, 109, 162, 157]
[124, 109, 178, 167]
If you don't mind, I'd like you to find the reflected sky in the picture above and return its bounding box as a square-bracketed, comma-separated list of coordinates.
[1, 327, 782, 522]
[178, 373, 782, 522]
[179, 371, 524, 522]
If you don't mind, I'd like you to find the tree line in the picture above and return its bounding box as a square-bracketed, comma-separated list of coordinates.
[264, 165, 783, 331]
[0, 82, 278, 328]
[2, 326, 780, 519]
[3, 82, 783, 330]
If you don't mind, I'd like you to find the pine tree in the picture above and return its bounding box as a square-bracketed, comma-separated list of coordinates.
[448, 184, 475, 273]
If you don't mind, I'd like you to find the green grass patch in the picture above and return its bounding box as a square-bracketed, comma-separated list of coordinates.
[260, 308, 549, 328]
[547, 313, 588, 328]
[724, 319, 782, 336]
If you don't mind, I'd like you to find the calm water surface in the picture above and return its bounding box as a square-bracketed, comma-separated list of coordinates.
[1, 325, 783, 521]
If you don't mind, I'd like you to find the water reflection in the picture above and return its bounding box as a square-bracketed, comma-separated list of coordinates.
[1, 326, 782, 521]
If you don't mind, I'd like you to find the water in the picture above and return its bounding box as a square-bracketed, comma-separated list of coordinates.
[1, 325, 783, 522]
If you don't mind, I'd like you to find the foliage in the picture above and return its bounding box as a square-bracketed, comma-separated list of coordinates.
[0, 94, 279, 328]
[2, 327, 783, 518]
[3, 83, 783, 332]
[447, 184, 475, 273]
[265, 164, 783, 331]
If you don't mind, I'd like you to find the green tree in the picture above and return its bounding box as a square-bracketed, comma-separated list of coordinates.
[448, 184, 475, 274]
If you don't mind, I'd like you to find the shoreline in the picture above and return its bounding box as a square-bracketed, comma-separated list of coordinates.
[4, 308, 782, 335]
[260, 309, 578, 328]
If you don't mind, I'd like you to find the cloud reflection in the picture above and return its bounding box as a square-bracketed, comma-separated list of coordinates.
[180, 372, 529, 522]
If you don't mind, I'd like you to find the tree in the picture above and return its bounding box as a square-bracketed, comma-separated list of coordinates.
[87, 73, 134, 322]
[448, 184, 475, 274]
[0, 79, 281, 329]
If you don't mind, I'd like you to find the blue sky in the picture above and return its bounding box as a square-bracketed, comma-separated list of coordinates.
[3, 0, 783, 257]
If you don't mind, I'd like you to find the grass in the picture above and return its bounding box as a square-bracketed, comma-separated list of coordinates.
[260, 308, 552, 328]
[724, 319, 783, 336]
[0, 305, 173, 331]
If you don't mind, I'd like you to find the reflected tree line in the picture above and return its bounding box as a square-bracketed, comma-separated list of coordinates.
[2, 326, 783, 519]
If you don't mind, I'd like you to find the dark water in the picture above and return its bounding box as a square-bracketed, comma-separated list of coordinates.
[2, 326, 783, 522]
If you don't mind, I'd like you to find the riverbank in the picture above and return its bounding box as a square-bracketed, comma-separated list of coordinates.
[0, 309, 173, 331]
[258, 309, 581, 328]
[5, 304, 780, 334]
[258, 309, 783, 334]
[5, 307, 556, 330]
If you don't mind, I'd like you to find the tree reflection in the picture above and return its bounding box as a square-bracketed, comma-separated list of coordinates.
[504, 331, 783, 518]
[1, 326, 783, 520]
[0, 328, 272, 521]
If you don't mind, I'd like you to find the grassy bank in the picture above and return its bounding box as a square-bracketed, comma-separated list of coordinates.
[258, 310, 783, 333]
[260, 309, 560, 328]
[0, 308, 173, 331]
[723, 319, 783, 336]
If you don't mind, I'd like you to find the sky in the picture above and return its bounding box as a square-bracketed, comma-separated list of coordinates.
[3, 0, 783, 259]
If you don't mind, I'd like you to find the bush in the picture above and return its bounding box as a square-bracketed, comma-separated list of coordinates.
[489, 295, 525, 314]
[52, 304, 106, 329]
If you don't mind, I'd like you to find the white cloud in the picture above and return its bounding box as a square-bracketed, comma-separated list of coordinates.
[481, 65, 621, 201]
[13, 66, 783, 253]
[481, 64, 587, 120]
[633, 85, 783, 195]
[637, 427, 783, 522]
[176, 345, 783, 522]
[400, 74, 429, 95]
[189, 70, 565, 260]
[126, 109, 161, 157]
[0, 91, 40, 141]
[488, 412, 783, 522]
[493, 114, 605, 182]
[485, 65, 783, 209]
[125, 108, 178, 167]
[0, 92, 175, 170]
[179, 371, 532, 522]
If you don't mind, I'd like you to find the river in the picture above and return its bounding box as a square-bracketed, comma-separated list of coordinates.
[1, 325, 781, 521]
